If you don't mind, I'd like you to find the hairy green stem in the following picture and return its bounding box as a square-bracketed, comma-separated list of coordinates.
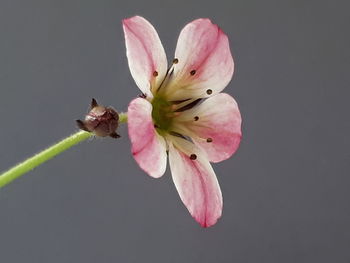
[0, 113, 127, 189]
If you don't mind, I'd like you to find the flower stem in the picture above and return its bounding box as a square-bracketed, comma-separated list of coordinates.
[119, 112, 128, 123]
[0, 112, 128, 189]
[0, 131, 92, 188]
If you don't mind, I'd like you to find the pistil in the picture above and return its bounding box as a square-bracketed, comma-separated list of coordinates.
[151, 95, 174, 134]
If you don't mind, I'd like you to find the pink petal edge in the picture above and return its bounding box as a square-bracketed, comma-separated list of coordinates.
[165, 18, 234, 100]
[168, 137, 223, 227]
[127, 98, 167, 178]
[177, 93, 242, 163]
[123, 16, 168, 97]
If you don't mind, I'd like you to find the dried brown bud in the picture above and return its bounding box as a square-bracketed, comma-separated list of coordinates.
[76, 98, 120, 138]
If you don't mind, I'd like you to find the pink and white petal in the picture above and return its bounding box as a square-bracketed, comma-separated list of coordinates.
[128, 98, 167, 178]
[123, 16, 168, 97]
[176, 93, 242, 163]
[164, 19, 234, 101]
[168, 136, 223, 227]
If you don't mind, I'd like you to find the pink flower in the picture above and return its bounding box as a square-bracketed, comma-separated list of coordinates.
[123, 16, 242, 227]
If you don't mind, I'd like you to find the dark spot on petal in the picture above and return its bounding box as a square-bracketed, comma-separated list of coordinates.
[206, 89, 212, 95]
[173, 58, 179, 64]
[206, 138, 213, 143]
[153, 71, 158, 77]
[190, 154, 197, 160]
[190, 70, 196, 75]
[194, 116, 199, 121]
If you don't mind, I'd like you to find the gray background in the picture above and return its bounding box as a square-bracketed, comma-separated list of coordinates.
[0, 0, 349, 262]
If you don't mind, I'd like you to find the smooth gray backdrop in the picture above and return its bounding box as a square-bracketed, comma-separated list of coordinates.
[1, 0, 349, 262]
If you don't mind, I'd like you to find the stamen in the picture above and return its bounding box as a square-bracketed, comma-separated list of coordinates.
[190, 154, 197, 160]
[173, 58, 179, 64]
[169, 131, 191, 141]
[174, 98, 202, 112]
[153, 71, 158, 77]
[170, 98, 191, 104]
[190, 70, 196, 75]
[155, 66, 174, 93]
[206, 89, 212, 95]
[194, 116, 199, 121]
[206, 138, 213, 143]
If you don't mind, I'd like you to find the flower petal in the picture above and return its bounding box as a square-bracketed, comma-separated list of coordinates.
[128, 98, 167, 178]
[123, 16, 168, 97]
[175, 93, 242, 163]
[168, 136, 223, 227]
[164, 19, 234, 101]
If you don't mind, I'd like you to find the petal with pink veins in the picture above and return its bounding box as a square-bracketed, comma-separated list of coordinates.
[164, 19, 234, 101]
[128, 98, 167, 178]
[168, 136, 223, 227]
[123, 16, 168, 97]
[175, 93, 242, 163]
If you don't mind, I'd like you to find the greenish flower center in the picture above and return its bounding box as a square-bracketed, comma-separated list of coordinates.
[151, 95, 174, 135]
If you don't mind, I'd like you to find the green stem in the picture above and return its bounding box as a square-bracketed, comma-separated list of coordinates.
[0, 131, 92, 188]
[0, 113, 127, 189]
[119, 112, 128, 123]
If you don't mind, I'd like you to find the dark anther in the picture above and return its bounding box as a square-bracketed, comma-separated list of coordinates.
[173, 58, 179, 64]
[190, 70, 196, 75]
[190, 154, 197, 160]
[153, 71, 158, 77]
[154, 124, 159, 128]
[206, 138, 213, 143]
[138, 93, 147, 98]
[206, 89, 213, 95]
[194, 116, 199, 121]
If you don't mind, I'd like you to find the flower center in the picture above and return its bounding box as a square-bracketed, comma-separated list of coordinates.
[151, 95, 174, 134]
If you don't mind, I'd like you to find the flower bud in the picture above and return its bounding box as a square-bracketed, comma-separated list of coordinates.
[76, 98, 120, 138]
